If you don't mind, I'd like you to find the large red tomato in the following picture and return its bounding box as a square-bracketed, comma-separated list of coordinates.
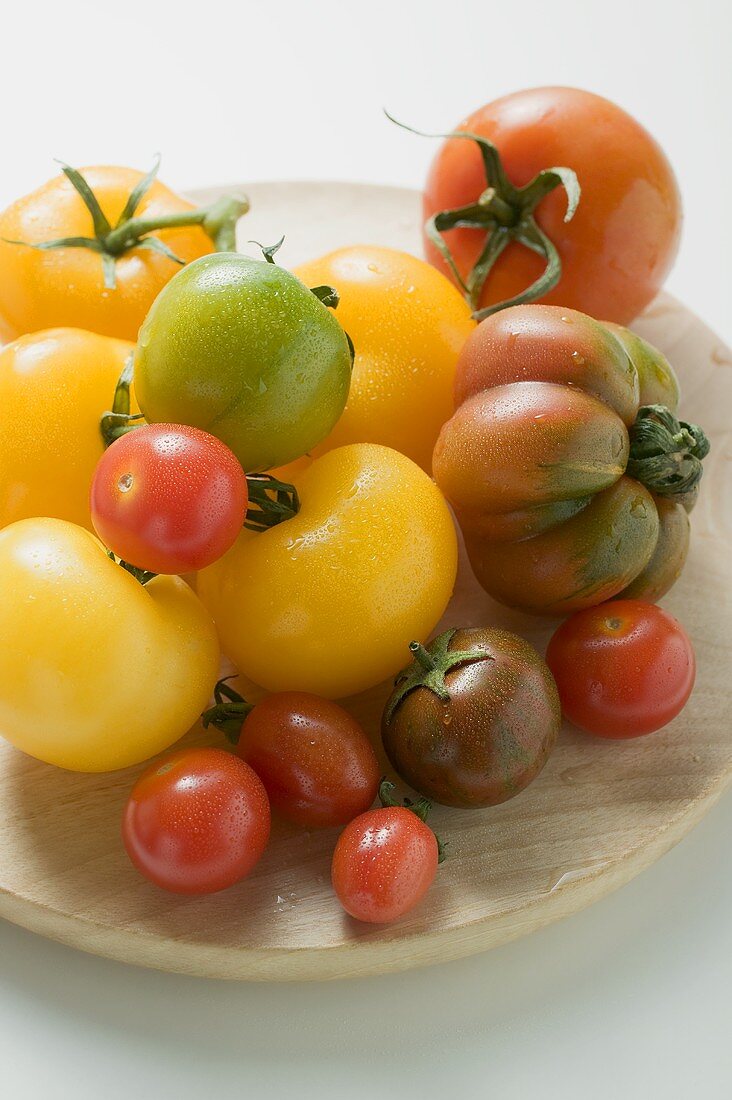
[423, 87, 681, 324]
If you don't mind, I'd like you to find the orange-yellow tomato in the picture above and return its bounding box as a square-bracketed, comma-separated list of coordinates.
[294, 246, 474, 472]
[0, 167, 215, 342]
[0, 328, 135, 530]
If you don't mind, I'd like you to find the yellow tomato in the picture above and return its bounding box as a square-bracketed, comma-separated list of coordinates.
[0, 328, 135, 531]
[0, 519, 219, 772]
[0, 166, 227, 342]
[294, 246, 475, 471]
[198, 444, 457, 698]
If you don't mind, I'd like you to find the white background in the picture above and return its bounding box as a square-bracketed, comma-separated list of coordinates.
[1, 1, 731, 1096]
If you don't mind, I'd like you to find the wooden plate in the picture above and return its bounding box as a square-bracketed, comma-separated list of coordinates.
[1, 182, 730, 981]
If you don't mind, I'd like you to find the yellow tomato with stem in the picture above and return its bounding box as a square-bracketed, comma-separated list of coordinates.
[0, 162, 247, 342]
[294, 246, 475, 472]
[0, 328, 135, 531]
[0, 519, 219, 772]
[198, 443, 458, 699]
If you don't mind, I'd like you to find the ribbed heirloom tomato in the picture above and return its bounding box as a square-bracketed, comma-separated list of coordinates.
[433, 305, 709, 615]
[91, 425, 248, 575]
[422, 87, 681, 323]
[0, 328, 134, 531]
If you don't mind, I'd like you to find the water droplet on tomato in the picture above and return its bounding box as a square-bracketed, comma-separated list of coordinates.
[118, 473, 134, 493]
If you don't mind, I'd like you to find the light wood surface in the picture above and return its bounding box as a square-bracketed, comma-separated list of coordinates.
[0, 182, 730, 981]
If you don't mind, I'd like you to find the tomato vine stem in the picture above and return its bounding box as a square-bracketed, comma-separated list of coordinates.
[386, 111, 580, 318]
[3, 156, 248, 289]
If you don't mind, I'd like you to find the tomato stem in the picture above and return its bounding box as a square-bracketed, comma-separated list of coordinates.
[378, 779, 447, 863]
[627, 404, 710, 508]
[386, 111, 580, 318]
[201, 676, 255, 744]
[385, 630, 494, 725]
[244, 474, 300, 531]
[4, 157, 248, 290]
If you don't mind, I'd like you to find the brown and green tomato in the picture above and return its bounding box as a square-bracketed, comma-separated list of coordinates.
[381, 628, 560, 808]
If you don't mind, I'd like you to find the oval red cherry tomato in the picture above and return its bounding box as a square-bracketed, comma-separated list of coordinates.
[331, 806, 439, 923]
[236, 692, 380, 828]
[545, 599, 695, 738]
[122, 748, 270, 894]
[91, 424, 248, 574]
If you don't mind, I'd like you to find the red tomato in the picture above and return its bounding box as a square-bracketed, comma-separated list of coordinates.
[545, 600, 695, 738]
[122, 748, 270, 894]
[91, 424, 247, 574]
[423, 87, 681, 324]
[237, 692, 380, 828]
[332, 807, 438, 923]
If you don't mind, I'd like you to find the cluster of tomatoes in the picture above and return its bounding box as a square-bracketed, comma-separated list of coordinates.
[0, 87, 704, 924]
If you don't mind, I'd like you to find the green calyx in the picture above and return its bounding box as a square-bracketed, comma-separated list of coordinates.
[378, 778, 447, 863]
[100, 353, 142, 446]
[627, 404, 710, 502]
[384, 629, 493, 726]
[244, 474, 300, 531]
[201, 677, 254, 744]
[106, 550, 156, 587]
[387, 112, 580, 319]
[5, 156, 248, 289]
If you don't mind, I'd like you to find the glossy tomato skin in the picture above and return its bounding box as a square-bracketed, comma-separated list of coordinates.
[0, 328, 134, 531]
[382, 628, 560, 808]
[237, 692, 380, 827]
[0, 167, 214, 342]
[198, 444, 458, 699]
[91, 424, 248, 574]
[0, 519, 219, 771]
[331, 807, 438, 923]
[123, 748, 270, 894]
[424, 87, 681, 324]
[135, 253, 353, 472]
[545, 599, 695, 737]
[433, 304, 693, 615]
[294, 246, 475, 471]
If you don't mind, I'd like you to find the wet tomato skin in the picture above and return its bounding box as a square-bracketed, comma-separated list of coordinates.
[91, 424, 248, 575]
[122, 748, 270, 894]
[545, 599, 695, 737]
[331, 807, 438, 924]
[236, 692, 380, 827]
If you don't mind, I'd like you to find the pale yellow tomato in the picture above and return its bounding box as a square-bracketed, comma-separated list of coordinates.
[0, 519, 219, 772]
[0, 328, 135, 530]
[198, 444, 458, 698]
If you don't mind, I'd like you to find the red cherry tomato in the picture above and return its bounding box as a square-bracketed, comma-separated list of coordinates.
[423, 87, 681, 324]
[237, 692, 380, 828]
[122, 748, 270, 894]
[545, 600, 695, 738]
[331, 806, 438, 923]
[91, 424, 247, 574]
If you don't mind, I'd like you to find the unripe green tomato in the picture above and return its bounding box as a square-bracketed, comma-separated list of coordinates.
[134, 253, 353, 471]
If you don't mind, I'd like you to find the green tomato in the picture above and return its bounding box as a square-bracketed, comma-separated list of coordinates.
[134, 253, 352, 471]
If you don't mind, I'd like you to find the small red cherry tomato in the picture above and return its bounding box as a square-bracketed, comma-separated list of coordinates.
[545, 599, 695, 738]
[91, 424, 248, 574]
[122, 748, 270, 894]
[236, 692, 380, 828]
[332, 806, 439, 923]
